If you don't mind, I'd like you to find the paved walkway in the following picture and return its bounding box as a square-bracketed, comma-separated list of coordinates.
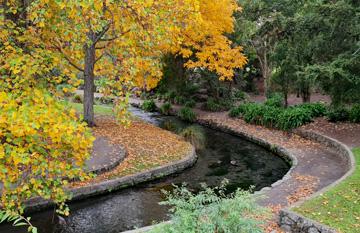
[85, 136, 126, 174]
[300, 118, 360, 149]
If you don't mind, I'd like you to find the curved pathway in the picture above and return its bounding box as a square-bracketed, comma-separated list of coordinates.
[85, 136, 126, 175]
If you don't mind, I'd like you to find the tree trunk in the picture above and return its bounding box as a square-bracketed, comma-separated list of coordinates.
[284, 91, 288, 108]
[301, 87, 311, 103]
[83, 44, 96, 127]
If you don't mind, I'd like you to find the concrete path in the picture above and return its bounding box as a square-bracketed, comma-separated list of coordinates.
[85, 137, 126, 175]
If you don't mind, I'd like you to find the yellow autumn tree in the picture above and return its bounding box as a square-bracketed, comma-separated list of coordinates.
[176, 0, 247, 81]
[1, 0, 246, 126]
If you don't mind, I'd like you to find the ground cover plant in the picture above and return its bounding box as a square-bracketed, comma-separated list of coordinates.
[142, 100, 157, 112]
[149, 183, 267, 233]
[229, 99, 327, 131]
[178, 107, 197, 123]
[294, 148, 360, 233]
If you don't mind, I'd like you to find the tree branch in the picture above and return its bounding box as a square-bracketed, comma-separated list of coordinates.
[53, 44, 84, 72]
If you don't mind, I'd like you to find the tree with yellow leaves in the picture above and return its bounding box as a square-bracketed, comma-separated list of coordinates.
[2, 0, 246, 127]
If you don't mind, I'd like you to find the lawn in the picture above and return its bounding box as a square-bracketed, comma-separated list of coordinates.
[294, 148, 360, 232]
[65, 102, 114, 116]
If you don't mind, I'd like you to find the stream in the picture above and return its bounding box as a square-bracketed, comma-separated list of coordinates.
[0, 107, 290, 233]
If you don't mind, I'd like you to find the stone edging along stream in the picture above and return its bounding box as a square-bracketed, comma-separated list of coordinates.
[278, 129, 356, 233]
[24, 146, 197, 213]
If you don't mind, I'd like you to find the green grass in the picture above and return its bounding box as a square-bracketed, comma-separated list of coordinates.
[294, 148, 360, 232]
[65, 102, 114, 116]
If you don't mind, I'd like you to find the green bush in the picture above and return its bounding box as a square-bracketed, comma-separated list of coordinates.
[277, 107, 313, 131]
[264, 93, 284, 108]
[229, 106, 242, 118]
[233, 90, 246, 100]
[184, 99, 196, 108]
[141, 100, 157, 112]
[326, 107, 350, 122]
[349, 104, 360, 123]
[229, 104, 252, 118]
[230, 102, 324, 130]
[149, 183, 266, 233]
[160, 102, 172, 115]
[299, 102, 327, 118]
[174, 96, 187, 105]
[242, 103, 266, 125]
[262, 106, 282, 128]
[163, 91, 177, 103]
[178, 107, 197, 122]
[203, 98, 233, 112]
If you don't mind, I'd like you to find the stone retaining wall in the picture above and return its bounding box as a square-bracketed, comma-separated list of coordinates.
[24, 146, 197, 213]
[278, 129, 356, 233]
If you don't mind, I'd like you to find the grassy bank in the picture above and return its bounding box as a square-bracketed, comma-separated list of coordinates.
[294, 148, 360, 232]
[64, 102, 114, 116]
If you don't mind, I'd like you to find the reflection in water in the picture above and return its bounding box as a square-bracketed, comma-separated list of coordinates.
[0, 108, 289, 233]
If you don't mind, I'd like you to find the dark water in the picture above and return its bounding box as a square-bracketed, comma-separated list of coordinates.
[0, 108, 289, 233]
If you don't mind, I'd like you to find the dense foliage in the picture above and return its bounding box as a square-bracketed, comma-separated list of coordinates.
[178, 107, 197, 123]
[150, 184, 266, 233]
[229, 99, 328, 130]
[141, 100, 157, 112]
[234, 0, 360, 106]
[0, 90, 94, 215]
[160, 102, 172, 115]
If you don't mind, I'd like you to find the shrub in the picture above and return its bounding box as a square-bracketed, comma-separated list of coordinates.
[262, 106, 282, 128]
[174, 96, 187, 105]
[203, 98, 221, 112]
[203, 98, 233, 112]
[184, 99, 196, 108]
[277, 107, 313, 131]
[231, 102, 322, 130]
[233, 90, 246, 100]
[163, 91, 177, 103]
[160, 102, 172, 115]
[299, 102, 327, 118]
[326, 107, 350, 122]
[149, 183, 266, 233]
[141, 100, 157, 112]
[242, 103, 266, 125]
[178, 107, 197, 122]
[265, 93, 284, 108]
[349, 104, 360, 123]
[73, 94, 83, 103]
[161, 120, 178, 132]
[180, 126, 206, 149]
[229, 106, 242, 118]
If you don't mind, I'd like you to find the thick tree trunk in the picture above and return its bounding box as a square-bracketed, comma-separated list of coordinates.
[83, 44, 96, 127]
